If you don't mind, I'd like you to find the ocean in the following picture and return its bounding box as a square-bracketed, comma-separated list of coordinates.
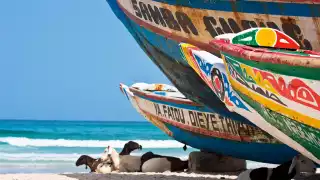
[0, 120, 194, 174]
[0, 120, 274, 174]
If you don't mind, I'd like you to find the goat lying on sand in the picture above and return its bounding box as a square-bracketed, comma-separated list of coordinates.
[101, 146, 188, 173]
[75, 141, 142, 173]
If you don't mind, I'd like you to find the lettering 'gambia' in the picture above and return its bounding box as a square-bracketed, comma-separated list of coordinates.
[153, 102, 263, 138]
[128, 0, 312, 50]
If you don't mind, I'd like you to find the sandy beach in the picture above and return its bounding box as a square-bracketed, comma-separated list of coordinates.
[0, 174, 77, 180]
[0, 172, 237, 180]
[1, 172, 320, 180]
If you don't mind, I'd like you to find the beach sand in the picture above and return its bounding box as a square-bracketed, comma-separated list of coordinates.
[1, 172, 319, 180]
[67, 172, 238, 180]
[0, 172, 237, 180]
[0, 174, 77, 180]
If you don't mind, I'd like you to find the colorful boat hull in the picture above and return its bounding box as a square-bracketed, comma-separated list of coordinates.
[209, 35, 320, 164]
[119, 83, 298, 164]
[179, 41, 320, 165]
[178, 27, 320, 164]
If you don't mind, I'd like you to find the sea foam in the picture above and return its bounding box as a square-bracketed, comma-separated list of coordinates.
[0, 137, 186, 148]
[0, 152, 188, 161]
[0, 152, 100, 161]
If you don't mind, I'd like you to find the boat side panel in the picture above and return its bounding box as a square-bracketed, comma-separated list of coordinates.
[221, 53, 320, 162]
[133, 92, 280, 144]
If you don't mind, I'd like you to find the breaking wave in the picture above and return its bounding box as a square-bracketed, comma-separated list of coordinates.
[0, 137, 185, 148]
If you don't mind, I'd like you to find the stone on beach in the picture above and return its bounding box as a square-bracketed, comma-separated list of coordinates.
[188, 151, 246, 173]
[141, 158, 172, 172]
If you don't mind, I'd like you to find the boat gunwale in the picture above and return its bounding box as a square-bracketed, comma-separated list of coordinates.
[129, 87, 201, 106]
[210, 39, 320, 68]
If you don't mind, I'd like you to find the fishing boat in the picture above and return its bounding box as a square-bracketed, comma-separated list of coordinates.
[106, 0, 320, 164]
[119, 82, 298, 164]
[179, 27, 320, 164]
[211, 27, 320, 165]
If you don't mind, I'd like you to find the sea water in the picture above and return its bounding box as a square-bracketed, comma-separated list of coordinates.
[0, 120, 274, 174]
[0, 120, 195, 173]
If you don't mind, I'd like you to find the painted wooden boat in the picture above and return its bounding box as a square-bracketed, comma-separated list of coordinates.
[119, 82, 298, 164]
[181, 27, 320, 164]
[106, 0, 320, 164]
[106, 0, 320, 121]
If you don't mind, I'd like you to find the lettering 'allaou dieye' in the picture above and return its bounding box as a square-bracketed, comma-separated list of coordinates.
[256, 28, 277, 47]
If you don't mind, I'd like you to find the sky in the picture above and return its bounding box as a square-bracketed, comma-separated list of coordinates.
[0, 0, 170, 121]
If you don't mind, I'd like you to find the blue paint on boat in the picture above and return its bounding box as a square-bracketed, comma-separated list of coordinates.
[153, 0, 320, 17]
[166, 123, 298, 164]
[132, 25, 186, 64]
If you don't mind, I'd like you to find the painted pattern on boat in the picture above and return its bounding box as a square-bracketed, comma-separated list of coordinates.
[221, 52, 320, 163]
[210, 26, 320, 163]
[179, 42, 320, 164]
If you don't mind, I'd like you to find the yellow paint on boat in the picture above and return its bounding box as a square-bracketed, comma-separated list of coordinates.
[227, 74, 320, 130]
[256, 28, 277, 47]
[180, 43, 201, 76]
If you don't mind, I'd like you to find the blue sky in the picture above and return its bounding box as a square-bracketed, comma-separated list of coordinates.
[0, 0, 170, 121]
